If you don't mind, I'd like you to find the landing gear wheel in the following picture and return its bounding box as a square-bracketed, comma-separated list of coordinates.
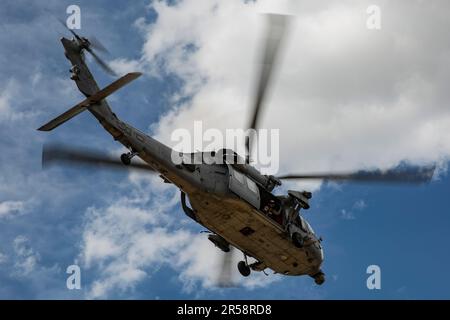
[237, 261, 251, 277]
[120, 153, 131, 165]
[313, 272, 325, 285]
[292, 232, 304, 248]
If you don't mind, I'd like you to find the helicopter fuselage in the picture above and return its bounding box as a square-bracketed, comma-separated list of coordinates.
[56, 36, 324, 279]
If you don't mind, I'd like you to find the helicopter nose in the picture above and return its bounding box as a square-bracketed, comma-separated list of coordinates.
[318, 244, 324, 262]
[308, 239, 324, 266]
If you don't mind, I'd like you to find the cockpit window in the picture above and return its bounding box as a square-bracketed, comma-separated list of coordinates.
[246, 177, 258, 194]
[304, 220, 315, 234]
[233, 169, 245, 184]
[299, 217, 315, 234]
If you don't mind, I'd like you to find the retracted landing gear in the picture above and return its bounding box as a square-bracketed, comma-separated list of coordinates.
[120, 151, 137, 165]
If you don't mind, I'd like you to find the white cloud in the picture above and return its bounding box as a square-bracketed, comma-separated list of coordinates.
[340, 199, 367, 220]
[81, 193, 177, 268]
[0, 86, 9, 112]
[0, 252, 8, 264]
[0, 200, 26, 219]
[77, 0, 450, 298]
[12, 236, 40, 277]
[0, 76, 53, 122]
[353, 199, 367, 211]
[0, 81, 20, 121]
[128, 0, 450, 191]
[2, 234, 76, 298]
[79, 177, 189, 298]
[340, 209, 355, 220]
[109, 58, 144, 75]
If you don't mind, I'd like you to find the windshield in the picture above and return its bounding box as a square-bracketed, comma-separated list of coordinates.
[301, 217, 315, 234]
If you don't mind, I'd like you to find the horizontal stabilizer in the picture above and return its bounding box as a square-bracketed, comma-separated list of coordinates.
[85, 72, 142, 105]
[37, 102, 88, 132]
[38, 72, 142, 131]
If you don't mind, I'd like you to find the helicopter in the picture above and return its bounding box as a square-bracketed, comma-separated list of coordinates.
[39, 14, 435, 286]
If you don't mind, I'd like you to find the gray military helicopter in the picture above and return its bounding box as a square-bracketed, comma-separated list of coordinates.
[39, 15, 435, 286]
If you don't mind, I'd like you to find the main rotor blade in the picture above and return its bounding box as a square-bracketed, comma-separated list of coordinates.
[216, 247, 236, 288]
[246, 14, 290, 161]
[277, 165, 436, 184]
[42, 144, 155, 173]
[86, 47, 117, 76]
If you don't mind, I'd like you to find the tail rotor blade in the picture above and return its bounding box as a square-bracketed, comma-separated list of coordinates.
[56, 17, 82, 41]
[55, 16, 116, 76]
[86, 47, 117, 76]
[89, 36, 109, 54]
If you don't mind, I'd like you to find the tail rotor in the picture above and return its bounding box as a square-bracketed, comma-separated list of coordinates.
[57, 17, 117, 76]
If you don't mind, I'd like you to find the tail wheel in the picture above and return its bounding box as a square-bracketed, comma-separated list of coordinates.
[313, 271, 325, 285]
[237, 261, 251, 277]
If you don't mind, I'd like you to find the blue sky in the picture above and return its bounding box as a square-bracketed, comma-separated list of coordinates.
[1, 0, 450, 299]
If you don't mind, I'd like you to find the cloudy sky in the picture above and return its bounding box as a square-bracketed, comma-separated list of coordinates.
[1, 0, 450, 299]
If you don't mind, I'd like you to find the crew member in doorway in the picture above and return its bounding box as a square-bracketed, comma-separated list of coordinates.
[266, 199, 283, 225]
